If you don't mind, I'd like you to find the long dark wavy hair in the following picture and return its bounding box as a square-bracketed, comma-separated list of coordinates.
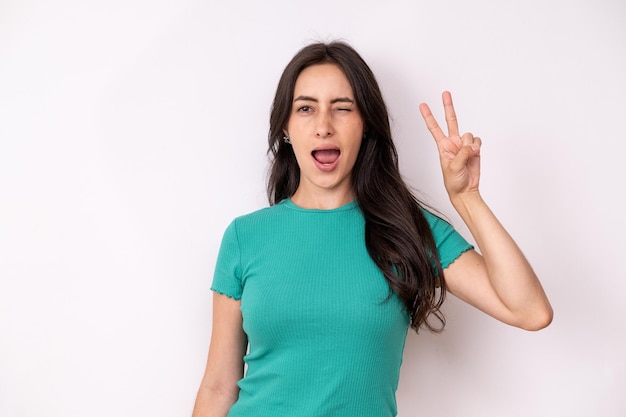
[267, 41, 446, 332]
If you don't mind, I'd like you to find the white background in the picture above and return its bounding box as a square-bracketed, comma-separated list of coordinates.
[1, 0, 625, 416]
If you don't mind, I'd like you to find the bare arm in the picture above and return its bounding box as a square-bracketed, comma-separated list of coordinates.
[419, 92, 553, 330]
[192, 293, 247, 417]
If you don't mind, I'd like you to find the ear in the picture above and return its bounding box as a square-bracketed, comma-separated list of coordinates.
[283, 128, 289, 137]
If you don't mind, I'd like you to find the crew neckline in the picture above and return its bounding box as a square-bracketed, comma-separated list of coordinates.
[280, 198, 359, 213]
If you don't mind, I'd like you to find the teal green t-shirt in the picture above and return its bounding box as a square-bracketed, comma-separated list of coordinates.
[211, 199, 473, 417]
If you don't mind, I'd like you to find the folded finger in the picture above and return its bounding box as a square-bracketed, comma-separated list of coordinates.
[461, 132, 474, 147]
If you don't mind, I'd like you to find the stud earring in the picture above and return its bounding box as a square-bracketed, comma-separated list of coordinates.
[283, 135, 291, 144]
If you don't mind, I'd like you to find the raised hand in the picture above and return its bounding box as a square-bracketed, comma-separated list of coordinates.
[419, 91, 482, 198]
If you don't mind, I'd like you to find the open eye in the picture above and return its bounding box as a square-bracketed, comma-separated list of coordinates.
[297, 105, 312, 113]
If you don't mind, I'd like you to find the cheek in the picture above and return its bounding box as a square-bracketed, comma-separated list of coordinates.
[290, 143, 310, 167]
[348, 117, 364, 139]
[284, 115, 298, 136]
[348, 128, 364, 152]
[344, 138, 363, 168]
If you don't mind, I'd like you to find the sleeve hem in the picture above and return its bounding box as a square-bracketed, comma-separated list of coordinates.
[211, 287, 242, 301]
[441, 245, 474, 270]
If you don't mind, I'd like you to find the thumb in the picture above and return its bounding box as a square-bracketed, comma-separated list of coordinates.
[449, 141, 480, 172]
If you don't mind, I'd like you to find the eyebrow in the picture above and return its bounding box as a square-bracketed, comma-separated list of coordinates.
[293, 95, 354, 104]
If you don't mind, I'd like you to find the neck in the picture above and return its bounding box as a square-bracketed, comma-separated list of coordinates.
[290, 187, 355, 210]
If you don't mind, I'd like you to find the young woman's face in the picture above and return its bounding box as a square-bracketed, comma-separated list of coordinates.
[284, 63, 364, 204]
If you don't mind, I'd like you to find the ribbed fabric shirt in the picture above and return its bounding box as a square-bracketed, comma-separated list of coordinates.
[211, 199, 473, 417]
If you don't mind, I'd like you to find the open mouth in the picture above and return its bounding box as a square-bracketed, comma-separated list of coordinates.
[312, 149, 340, 165]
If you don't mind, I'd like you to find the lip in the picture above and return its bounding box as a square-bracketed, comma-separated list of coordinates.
[311, 146, 341, 172]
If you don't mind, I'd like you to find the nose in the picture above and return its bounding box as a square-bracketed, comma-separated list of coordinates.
[315, 112, 333, 138]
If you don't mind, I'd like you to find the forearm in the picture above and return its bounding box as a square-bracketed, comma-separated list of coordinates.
[450, 191, 553, 328]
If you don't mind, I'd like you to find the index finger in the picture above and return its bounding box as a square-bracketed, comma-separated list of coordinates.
[419, 102, 446, 142]
[442, 91, 459, 138]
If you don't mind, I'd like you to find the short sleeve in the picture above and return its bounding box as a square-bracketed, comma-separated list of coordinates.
[421, 209, 474, 269]
[210, 219, 243, 299]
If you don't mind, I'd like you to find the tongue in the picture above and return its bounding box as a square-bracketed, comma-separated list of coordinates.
[313, 149, 340, 164]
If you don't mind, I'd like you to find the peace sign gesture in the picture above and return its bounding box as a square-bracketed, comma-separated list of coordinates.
[419, 91, 482, 198]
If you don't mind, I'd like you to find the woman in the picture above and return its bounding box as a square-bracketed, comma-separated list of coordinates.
[192, 41, 552, 417]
